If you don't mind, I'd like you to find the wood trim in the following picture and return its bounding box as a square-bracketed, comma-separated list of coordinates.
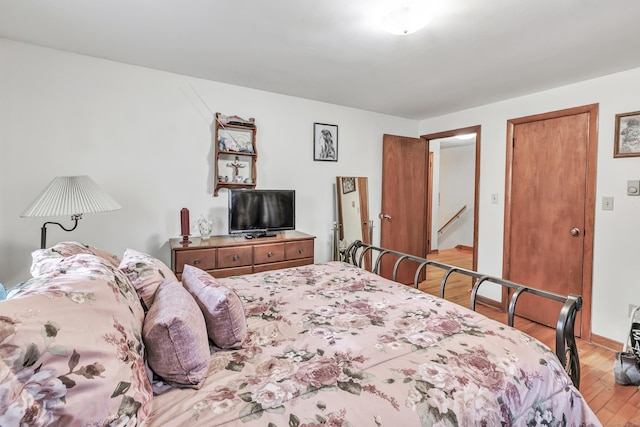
[455, 245, 473, 252]
[426, 152, 434, 254]
[476, 295, 502, 311]
[590, 333, 623, 352]
[421, 125, 481, 273]
[503, 104, 598, 340]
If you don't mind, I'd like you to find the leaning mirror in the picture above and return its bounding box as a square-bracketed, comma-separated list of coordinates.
[334, 176, 372, 269]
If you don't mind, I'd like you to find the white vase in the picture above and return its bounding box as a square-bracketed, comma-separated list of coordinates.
[197, 215, 213, 239]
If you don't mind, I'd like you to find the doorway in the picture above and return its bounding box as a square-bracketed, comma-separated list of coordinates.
[504, 104, 598, 339]
[422, 126, 481, 274]
[379, 127, 480, 283]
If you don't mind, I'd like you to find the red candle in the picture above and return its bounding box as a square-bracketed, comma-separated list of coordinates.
[180, 208, 190, 236]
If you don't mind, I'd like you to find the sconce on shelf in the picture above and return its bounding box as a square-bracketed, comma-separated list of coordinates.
[20, 176, 121, 249]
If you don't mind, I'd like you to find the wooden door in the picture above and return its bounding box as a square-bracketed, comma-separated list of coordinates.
[380, 134, 427, 283]
[426, 152, 434, 254]
[504, 105, 597, 337]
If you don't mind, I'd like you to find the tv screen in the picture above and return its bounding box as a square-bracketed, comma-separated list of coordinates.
[228, 189, 295, 235]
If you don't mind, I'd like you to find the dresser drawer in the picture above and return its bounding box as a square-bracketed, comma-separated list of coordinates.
[217, 246, 253, 268]
[174, 248, 216, 273]
[254, 243, 285, 264]
[285, 240, 314, 261]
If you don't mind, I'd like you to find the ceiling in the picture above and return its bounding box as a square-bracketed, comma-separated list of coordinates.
[2, 0, 640, 120]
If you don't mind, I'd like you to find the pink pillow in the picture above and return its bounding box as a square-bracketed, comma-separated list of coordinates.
[30, 241, 93, 276]
[142, 279, 210, 389]
[182, 264, 247, 349]
[2, 256, 152, 426]
[118, 248, 178, 310]
[30, 242, 122, 276]
[85, 245, 121, 268]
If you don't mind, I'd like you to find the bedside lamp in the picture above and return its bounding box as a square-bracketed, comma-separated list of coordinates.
[20, 176, 121, 249]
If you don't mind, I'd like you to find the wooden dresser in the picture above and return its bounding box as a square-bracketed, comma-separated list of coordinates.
[170, 230, 315, 279]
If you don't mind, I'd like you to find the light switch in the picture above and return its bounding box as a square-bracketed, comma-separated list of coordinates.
[602, 196, 614, 210]
[628, 180, 640, 196]
[491, 194, 499, 204]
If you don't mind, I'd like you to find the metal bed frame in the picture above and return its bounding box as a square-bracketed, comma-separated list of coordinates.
[342, 240, 582, 388]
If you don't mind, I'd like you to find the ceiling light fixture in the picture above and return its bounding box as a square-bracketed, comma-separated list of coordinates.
[456, 133, 476, 140]
[381, 3, 432, 35]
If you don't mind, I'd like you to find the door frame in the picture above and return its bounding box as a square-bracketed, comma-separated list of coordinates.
[421, 125, 481, 274]
[504, 104, 598, 340]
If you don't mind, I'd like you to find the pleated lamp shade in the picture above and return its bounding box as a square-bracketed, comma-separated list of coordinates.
[21, 176, 121, 218]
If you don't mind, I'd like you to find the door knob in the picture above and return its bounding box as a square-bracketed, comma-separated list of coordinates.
[570, 228, 581, 237]
[379, 213, 392, 220]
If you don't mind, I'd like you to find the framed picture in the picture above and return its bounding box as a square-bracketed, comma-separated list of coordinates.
[614, 111, 640, 158]
[342, 177, 355, 194]
[314, 123, 338, 162]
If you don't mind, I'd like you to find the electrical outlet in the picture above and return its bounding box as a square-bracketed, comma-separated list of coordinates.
[629, 304, 638, 317]
[602, 196, 614, 210]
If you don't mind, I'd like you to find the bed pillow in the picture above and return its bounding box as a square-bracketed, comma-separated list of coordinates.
[85, 245, 121, 268]
[30, 241, 122, 276]
[30, 241, 94, 276]
[182, 264, 247, 349]
[1, 254, 151, 426]
[118, 248, 177, 310]
[142, 279, 210, 389]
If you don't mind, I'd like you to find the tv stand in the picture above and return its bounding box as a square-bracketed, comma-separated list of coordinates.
[245, 231, 276, 239]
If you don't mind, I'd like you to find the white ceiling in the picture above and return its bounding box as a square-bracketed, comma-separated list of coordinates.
[2, 0, 640, 120]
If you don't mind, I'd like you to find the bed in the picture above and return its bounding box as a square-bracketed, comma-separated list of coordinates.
[0, 242, 600, 426]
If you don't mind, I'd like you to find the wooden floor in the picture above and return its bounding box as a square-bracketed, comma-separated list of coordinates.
[417, 248, 639, 426]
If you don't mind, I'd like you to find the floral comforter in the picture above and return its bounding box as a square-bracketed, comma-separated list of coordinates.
[147, 261, 600, 427]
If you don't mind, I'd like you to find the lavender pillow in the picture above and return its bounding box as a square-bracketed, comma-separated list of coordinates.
[118, 248, 177, 310]
[142, 279, 210, 389]
[181, 264, 247, 349]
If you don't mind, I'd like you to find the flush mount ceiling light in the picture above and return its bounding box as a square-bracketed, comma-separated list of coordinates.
[381, 3, 433, 35]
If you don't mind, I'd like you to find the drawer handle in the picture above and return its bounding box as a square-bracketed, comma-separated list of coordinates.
[267, 251, 273, 257]
[193, 259, 201, 265]
[233, 254, 239, 261]
[298, 248, 304, 254]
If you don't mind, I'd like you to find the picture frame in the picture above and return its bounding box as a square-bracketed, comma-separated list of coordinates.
[314, 123, 338, 162]
[342, 177, 356, 194]
[614, 111, 640, 158]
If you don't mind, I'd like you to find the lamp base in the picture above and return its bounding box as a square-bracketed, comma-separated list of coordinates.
[181, 235, 192, 245]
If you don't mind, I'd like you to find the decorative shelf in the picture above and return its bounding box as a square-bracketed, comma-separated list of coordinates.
[214, 113, 257, 196]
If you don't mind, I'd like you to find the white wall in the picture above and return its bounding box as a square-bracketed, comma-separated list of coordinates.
[438, 144, 475, 249]
[419, 68, 640, 344]
[0, 39, 418, 287]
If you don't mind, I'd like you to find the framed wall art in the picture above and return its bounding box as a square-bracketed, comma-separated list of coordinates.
[342, 177, 355, 194]
[614, 111, 640, 158]
[314, 123, 338, 162]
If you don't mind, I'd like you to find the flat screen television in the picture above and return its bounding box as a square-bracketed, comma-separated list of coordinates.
[228, 189, 295, 237]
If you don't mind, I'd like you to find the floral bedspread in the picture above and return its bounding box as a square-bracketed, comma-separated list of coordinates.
[147, 262, 600, 427]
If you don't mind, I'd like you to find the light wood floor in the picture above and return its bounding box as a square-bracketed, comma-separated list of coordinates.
[418, 248, 639, 426]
